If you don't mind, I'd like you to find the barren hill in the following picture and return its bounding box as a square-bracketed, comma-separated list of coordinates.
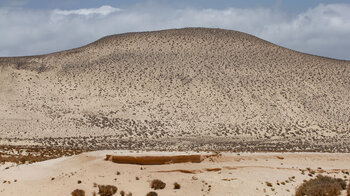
[1, 28, 350, 152]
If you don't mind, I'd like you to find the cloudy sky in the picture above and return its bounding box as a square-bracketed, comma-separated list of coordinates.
[0, 0, 349, 60]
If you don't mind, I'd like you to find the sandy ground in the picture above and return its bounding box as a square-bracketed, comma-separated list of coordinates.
[0, 151, 349, 196]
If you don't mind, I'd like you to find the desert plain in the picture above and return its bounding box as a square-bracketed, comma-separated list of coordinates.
[1, 151, 350, 196]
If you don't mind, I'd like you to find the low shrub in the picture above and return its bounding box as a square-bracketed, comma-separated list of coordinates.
[266, 181, 273, 187]
[71, 189, 85, 196]
[174, 182, 181, 189]
[347, 181, 350, 196]
[150, 179, 166, 190]
[120, 190, 132, 196]
[98, 185, 118, 196]
[295, 175, 346, 196]
[146, 192, 157, 196]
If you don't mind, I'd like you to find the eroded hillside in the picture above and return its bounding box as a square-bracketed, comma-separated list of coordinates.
[1, 28, 350, 152]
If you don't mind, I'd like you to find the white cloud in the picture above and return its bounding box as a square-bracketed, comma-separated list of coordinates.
[0, 4, 349, 60]
[260, 4, 350, 59]
[53, 5, 121, 16]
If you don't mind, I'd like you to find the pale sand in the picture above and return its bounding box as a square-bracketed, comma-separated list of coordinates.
[1, 151, 349, 196]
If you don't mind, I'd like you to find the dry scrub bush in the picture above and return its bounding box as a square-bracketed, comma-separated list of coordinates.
[295, 175, 346, 196]
[347, 181, 350, 196]
[266, 181, 273, 187]
[151, 179, 166, 190]
[174, 182, 181, 189]
[98, 185, 118, 196]
[71, 189, 85, 196]
[120, 190, 132, 196]
[146, 192, 158, 196]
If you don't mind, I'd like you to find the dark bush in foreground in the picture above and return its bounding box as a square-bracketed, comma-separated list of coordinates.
[295, 175, 346, 196]
[120, 190, 132, 196]
[98, 185, 118, 196]
[174, 182, 181, 189]
[71, 189, 85, 196]
[347, 181, 350, 196]
[150, 179, 166, 190]
[146, 192, 158, 196]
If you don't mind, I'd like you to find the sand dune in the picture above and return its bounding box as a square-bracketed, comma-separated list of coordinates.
[0, 28, 350, 152]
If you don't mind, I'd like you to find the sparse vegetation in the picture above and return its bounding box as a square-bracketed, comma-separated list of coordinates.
[266, 181, 273, 187]
[295, 175, 346, 196]
[174, 182, 181, 189]
[71, 189, 85, 196]
[0, 146, 83, 164]
[120, 190, 132, 196]
[146, 192, 157, 196]
[2, 27, 350, 196]
[1, 28, 350, 153]
[151, 179, 166, 190]
[98, 185, 118, 196]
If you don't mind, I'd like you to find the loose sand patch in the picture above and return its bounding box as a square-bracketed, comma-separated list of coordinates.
[0, 151, 349, 196]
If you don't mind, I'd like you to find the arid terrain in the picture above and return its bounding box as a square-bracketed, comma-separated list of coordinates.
[1, 28, 350, 195]
[1, 28, 350, 153]
[1, 151, 350, 196]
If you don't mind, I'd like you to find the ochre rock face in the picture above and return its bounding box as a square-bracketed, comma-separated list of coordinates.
[1, 28, 349, 151]
[106, 154, 203, 165]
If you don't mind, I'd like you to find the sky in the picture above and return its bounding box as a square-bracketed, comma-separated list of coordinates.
[0, 0, 350, 60]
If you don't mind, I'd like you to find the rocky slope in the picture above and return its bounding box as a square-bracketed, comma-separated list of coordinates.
[1, 28, 349, 151]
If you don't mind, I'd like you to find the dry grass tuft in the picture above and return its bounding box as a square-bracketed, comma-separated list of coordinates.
[266, 182, 273, 187]
[71, 189, 85, 196]
[150, 179, 166, 190]
[174, 182, 181, 189]
[146, 192, 157, 196]
[295, 175, 346, 196]
[98, 185, 118, 196]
